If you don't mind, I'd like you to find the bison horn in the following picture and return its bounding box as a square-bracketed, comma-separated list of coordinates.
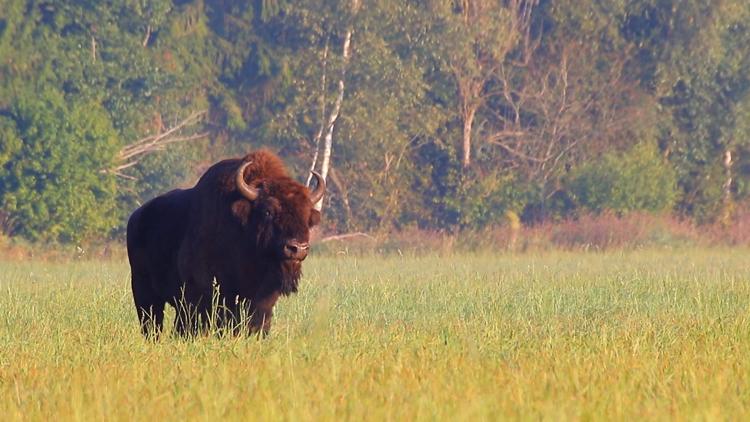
[309, 171, 326, 204]
[236, 161, 259, 201]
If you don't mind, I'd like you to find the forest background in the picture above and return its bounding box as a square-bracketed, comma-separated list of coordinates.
[1, 0, 749, 245]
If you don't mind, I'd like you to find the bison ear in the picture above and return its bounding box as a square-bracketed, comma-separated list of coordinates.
[231, 200, 252, 225]
[309, 209, 321, 227]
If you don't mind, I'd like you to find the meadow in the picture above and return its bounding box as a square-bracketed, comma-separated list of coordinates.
[0, 249, 748, 420]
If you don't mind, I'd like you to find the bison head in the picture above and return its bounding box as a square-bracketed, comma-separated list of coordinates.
[231, 161, 325, 294]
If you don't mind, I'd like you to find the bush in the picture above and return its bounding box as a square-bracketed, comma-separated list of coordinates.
[569, 141, 678, 214]
[0, 89, 120, 242]
[412, 140, 527, 230]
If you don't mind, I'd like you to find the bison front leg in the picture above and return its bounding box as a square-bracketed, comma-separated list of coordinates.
[174, 284, 213, 337]
[249, 291, 281, 337]
[175, 242, 217, 336]
[174, 300, 203, 337]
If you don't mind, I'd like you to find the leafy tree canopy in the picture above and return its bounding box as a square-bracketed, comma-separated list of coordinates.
[1, 0, 749, 242]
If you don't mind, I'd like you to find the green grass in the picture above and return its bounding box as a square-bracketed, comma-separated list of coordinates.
[1, 249, 749, 420]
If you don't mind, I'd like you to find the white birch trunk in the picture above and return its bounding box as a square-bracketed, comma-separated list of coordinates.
[314, 27, 352, 211]
[724, 149, 733, 202]
[91, 36, 97, 63]
[142, 25, 152, 47]
[462, 104, 476, 168]
[722, 149, 734, 223]
[307, 41, 329, 187]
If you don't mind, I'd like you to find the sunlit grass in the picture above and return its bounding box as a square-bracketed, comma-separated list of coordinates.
[1, 249, 749, 420]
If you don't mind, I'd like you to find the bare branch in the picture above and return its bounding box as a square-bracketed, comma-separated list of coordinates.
[119, 132, 209, 162]
[108, 110, 208, 179]
[482, 31, 640, 194]
[487, 137, 547, 163]
[319, 232, 374, 243]
[111, 160, 141, 173]
[117, 110, 207, 162]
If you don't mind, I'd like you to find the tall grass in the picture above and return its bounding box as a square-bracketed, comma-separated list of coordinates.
[0, 250, 749, 420]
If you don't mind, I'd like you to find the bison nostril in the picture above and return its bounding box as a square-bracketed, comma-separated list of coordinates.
[284, 242, 309, 259]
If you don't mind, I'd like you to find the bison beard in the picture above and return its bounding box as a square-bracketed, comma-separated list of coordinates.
[271, 259, 302, 296]
[127, 149, 324, 338]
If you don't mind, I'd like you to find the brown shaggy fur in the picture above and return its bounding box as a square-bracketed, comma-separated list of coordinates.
[127, 149, 321, 337]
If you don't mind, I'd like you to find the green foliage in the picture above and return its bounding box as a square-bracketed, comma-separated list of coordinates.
[570, 142, 678, 214]
[412, 140, 525, 229]
[0, 0, 217, 241]
[623, 0, 750, 221]
[0, 116, 22, 168]
[2, 0, 750, 242]
[0, 89, 119, 242]
[459, 171, 525, 228]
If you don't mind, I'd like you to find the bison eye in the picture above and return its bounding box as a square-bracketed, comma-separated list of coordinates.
[264, 210, 272, 218]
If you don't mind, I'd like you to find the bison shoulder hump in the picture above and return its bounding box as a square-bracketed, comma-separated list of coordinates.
[243, 149, 289, 180]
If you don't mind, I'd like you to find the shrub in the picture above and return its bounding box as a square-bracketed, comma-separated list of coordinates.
[0, 89, 120, 242]
[569, 141, 678, 214]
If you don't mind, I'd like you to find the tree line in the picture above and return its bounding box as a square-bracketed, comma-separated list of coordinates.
[1, 0, 749, 243]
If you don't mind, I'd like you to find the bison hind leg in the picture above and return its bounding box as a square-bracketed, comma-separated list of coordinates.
[132, 274, 166, 339]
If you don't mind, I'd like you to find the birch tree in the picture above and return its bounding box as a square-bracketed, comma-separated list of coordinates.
[307, 0, 360, 211]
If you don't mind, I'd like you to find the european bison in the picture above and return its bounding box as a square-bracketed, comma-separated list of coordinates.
[126, 150, 325, 337]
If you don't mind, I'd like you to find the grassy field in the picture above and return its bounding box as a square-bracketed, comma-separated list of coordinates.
[0, 249, 748, 420]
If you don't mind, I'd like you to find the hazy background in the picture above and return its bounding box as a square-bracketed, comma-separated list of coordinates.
[1, 0, 748, 246]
